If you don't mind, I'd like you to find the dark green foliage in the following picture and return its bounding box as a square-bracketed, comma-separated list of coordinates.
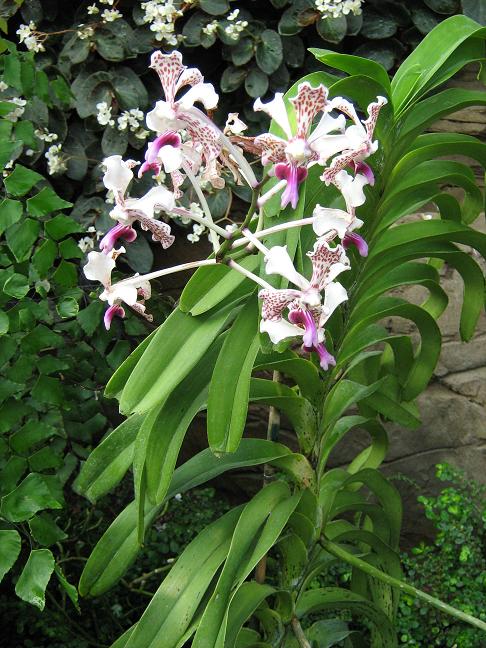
[398, 464, 486, 647]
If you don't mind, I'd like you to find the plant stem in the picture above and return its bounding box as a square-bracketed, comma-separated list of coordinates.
[111, 258, 217, 288]
[255, 371, 281, 585]
[216, 177, 263, 261]
[291, 616, 312, 648]
[171, 206, 230, 238]
[182, 162, 220, 251]
[320, 537, 486, 634]
[227, 260, 273, 290]
[231, 217, 316, 248]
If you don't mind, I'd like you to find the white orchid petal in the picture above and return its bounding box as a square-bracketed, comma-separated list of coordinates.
[179, 82, 219, 111]
[146, 100, 178, 132]
[159, 145, 183, 173]
[326, 262, 351, 285]
[127, 185, 176, 218]
[264, 245, 309, 291]
[260, 317, 303, 344]
[83, 251, 115, 287]
[254, 93, 292, 139]
[321, 281, 348, 325]
[312, 206, 353, 239]
[310, 133, 353, 164]
[102, 155, 133, 195]
[335, 170, 368, 209]
[309, 111, 346, 141]
[109, 283, 138, 306]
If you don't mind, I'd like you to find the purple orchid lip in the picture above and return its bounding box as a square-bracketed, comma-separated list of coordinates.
[289, 307, 319, 349]
[100, 224, 137, 254]
[353, 160, 374, 186]
[275, 163, 308, 209]
[104, 304, 125, 330]
[138, 130, 181, 178]
[343, 231, 368, 257]
[314, 343, 336, 370]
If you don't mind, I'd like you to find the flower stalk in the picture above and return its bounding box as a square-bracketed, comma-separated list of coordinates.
[320, 537, 486, 633]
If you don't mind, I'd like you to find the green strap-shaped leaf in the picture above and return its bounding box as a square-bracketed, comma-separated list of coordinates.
[254, 349, 322, 404]
[73, 414, 144, 503]
[124, 506, 244, 648]
[79, 439, 292, 596]
[145, 335, 224, 504]
[15, 549, 55, 611]
[295, 587, 397, 647]
[180, 255, 259, 316]
[309, 48, 391, 92]
[249, 378, 317, 454]
[192, 481, 293, 647]
[105, 328, 158, 399]
[224, 582, 279, 648]
[207, 295, 260, 453]
[396, 89, 486, 145]
[391, 15, 485, 110]
[321, 379, 384, 432]
[0, 529, 21, 582]
[120, 303, 233, 415]
[392, 132, 486, 182]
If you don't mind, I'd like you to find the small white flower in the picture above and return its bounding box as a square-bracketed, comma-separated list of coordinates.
[35, 128, 58, 143]
[0, 81, 8, 92]
[225, 223, 238, 234]
[77, 24, 95, 39]
[16, 22, 45, 53]
[5, 97, 26, 122]
[227, 9, 240, 20]
[101, 8, 122, 22]
[187, 232, 200, 243]
[202, 20, 219, 36]
[87, 3, 100, 13]
[45, 144, 67, 175]
[96, 101, 115, 127]
[78, 236, 95, 253]
[315, 0, 363, 18]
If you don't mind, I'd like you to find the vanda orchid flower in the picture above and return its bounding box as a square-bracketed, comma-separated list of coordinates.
[100, 155, 176, 253]
[254, 82, 346, 209]
[247, 231, 349, 369]
[320, 95, 387, 186]
[83, 248, 152, 329]
[311, 169, 370, 257]
[143, 51, 221, 185]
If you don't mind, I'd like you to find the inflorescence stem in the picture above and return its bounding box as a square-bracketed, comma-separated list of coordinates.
[320, 537, 486, 633]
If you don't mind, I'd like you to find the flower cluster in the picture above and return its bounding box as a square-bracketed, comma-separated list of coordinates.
[96, 102, 149, 139]
[141, 0, 184, 46]
[45, 144, 67, 176]
[202, 8, 248, 41]
[83, 50, 384, 370]
[315, 0, 363, 18]
[16, 22, 45, 53]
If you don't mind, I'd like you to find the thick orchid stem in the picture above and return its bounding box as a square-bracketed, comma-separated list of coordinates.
[320, 537, 486, 633]
[171, 206, 230, 238]
[291, 617, 312, 648]
[227, 260, 273, 290]
[182, 162, 220, 251]
[110, 259, 217, 288]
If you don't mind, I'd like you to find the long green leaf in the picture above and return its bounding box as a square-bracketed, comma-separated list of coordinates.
[207, 295, 260, 453]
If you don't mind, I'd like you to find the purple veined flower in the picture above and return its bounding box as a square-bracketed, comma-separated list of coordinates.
[254, 82, 346, 209]
[102, 155, 176, 252]
[145, 51, 221, 177]
[83, 248, 152, 330]
[257, 239, 349, 369]
[320, 95, 387, 186]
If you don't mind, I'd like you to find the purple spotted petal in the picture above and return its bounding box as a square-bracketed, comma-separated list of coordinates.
[104, 304, 125, 330]
[343, 231, 368, 257]
[100, 224, 137, 254]
[353, 161, 374, 186]
[275, 163, 308, 209]
[138, 131, 181, 178]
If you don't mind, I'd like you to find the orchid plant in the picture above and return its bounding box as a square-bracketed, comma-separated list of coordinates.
[76, 16, 486, 648]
